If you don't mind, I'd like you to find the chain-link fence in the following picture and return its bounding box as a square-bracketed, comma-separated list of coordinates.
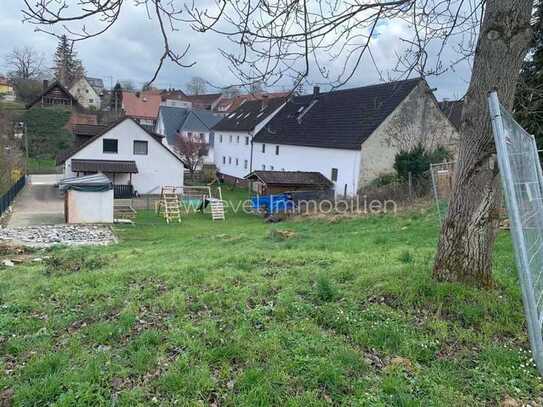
[489, 91, 543, 376]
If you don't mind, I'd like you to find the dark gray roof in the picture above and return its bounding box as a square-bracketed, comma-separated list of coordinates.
[212, 97, 286, 132]
[438, 100, 463, 130]
[254, 78, 423, 150]
[245, 170, 333, 187]
[158, 106, 221, 145]
[86, 77, 104, 90]
[71, 159, 138, 173]
[73, 124, 108, 137]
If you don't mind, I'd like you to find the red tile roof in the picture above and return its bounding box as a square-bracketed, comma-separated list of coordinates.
[121, 91, 161, 120]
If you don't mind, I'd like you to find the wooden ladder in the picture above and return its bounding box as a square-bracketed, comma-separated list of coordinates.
[208, 198, 225, 221]
[159, 187, 181, 224]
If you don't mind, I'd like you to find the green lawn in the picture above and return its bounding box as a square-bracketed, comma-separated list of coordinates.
[0, 191, 541, 405]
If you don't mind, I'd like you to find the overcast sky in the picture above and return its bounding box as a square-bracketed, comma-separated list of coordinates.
[1, 0, 472, 100]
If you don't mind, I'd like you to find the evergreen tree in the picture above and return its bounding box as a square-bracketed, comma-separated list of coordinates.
[515, 1, 543, 148]
[53, 35, 85, 87]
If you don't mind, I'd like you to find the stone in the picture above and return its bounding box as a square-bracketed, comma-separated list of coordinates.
[0, 225, 115, 248]
[1, 260, 14, 267]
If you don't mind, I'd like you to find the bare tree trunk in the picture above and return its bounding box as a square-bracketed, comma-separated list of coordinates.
[433, 0, 534, 288]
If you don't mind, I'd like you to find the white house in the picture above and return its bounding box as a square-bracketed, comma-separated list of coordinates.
[69, 77, 102, 110]
[212, 78, 458, 196]
[58, 117, 184, 195]
[212, 97, 286, 181]
[155, 106, 221, 164]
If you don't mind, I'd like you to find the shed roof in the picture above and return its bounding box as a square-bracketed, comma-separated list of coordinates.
[245, 170, 333, 187]
[71, 159, 138, 174]
[72, 124, 108, 137]
[254, 78, 422, 150]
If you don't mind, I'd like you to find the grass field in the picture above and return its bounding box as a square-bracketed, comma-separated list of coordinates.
[0, 191, 541, 405]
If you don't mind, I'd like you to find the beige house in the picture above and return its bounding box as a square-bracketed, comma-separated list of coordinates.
[70, 77, 102, 110]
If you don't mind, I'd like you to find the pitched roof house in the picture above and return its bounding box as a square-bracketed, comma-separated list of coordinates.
[58, 117, 184, 195]
[69, 77, 102, 110]
[213, 78, 458, 195]
[27, 80, 98, 126]
[155, 106, 222, 164]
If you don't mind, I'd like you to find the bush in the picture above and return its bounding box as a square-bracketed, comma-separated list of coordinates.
[369, 173, 399, 188]
[393, 144, 451, 181]
[22, 107, 72, 160]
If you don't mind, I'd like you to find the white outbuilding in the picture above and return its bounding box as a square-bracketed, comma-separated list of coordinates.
[59, 173, 114, 224]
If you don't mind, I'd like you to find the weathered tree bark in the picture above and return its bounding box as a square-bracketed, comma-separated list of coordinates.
[433, 0, 534, 288]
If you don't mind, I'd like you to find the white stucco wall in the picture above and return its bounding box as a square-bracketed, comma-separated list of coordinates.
[70, 78, 101, 110]
[359, 81, 459, 185]
[213, 131, 253, 178]
[67, 189, 113, 223]
[63, 119, 184, 194]
[252, 143, 361, 196]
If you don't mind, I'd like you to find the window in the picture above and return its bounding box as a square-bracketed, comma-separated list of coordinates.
[281, 168, 285, 171]
[235, 158, 239, 166]
[222, 156, 226, 164]
[236, 135, 240, 143]
[187, 132, 193, 137]
[229, 135, 233, 143]
[103, 139, 118, 154]
[270, 165, 274, 170]
[244, 160, 248, 169]
[245, 137, 249, 145]
[228, 156, 232, 164]
[262, 144, 266, 153]
[331, 168, 338, 182]
[133, 140, 148, 155]
[219, 134, 223, 143]
[275, 145, 279, 155]
[89, 99, 94, 104]
[262, 164, 266, 170]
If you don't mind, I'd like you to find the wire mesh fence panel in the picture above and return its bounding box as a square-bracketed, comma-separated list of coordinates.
[489, 91, 543, 376]
[430, 162, 456, 224]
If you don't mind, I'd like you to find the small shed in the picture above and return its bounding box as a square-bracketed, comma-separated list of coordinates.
[245, 171, 334, 195]
[59, 173, 114, 224]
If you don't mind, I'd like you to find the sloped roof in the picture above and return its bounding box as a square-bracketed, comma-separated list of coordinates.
[86, 77, 104, 90]
[182, 93, 223, 109]
[212, 97, 286, 132]
[158, 106, 221, 145]
[26, 80, 82, 109]
[121, 91, 161, 120]
[214, 92, 290, 113]
[438, 100, 463, 130]
[254, 78, 423, 150]
[245, 170, 333, 187]
[72, 124, 108, 137]
[56, 116, 184, 166]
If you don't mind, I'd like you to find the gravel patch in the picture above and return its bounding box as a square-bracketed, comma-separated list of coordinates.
[0, 225, 116, 247]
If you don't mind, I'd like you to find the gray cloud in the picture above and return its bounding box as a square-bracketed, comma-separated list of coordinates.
[1, 0, 471, 99]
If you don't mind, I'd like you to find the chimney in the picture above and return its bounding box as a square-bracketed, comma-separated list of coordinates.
[43, 80, 49, 91]
[313, 86, 320, 99]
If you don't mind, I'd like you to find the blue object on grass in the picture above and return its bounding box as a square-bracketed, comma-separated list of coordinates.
[251, 194, 295, 213]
